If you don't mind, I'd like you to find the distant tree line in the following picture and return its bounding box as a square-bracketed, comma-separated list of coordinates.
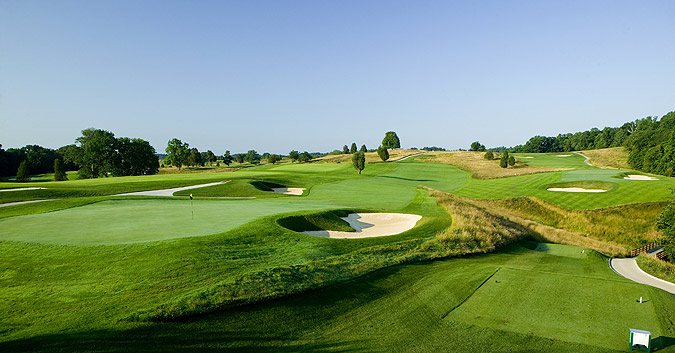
[0, 128, 159, 180]
[509, 111, 675, 176]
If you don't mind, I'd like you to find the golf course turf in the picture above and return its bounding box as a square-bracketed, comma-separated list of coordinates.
[1, 152, 674, 352]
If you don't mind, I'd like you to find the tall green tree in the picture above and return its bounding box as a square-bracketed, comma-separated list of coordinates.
[289, 150, 299, 162]
[342, 145, 349, 154]
[268, 154, 281, 164]
[469, 141, 486, 152]
[165, 138, 189, 170]
[54, 158, 68, 181]
[223, 150, 233, 166]
[188, 148, 203, 166]
[112, 138, 159, 176]
[508, 155, 515, 166]
[484, 151, 494, 160]
[205, 150, 217, 165]
[298, 151, 312, 163]
[656, 202, 675, 259]
[382, 131, 400, 149]
[350, 143, 357, 154]
[360, 144, 367, 153]
[500, 150, 509, 168]
[16, 160, 30, 182]
[352, 151, 366, 174]
[76, 128, 117, 178]
[377, 146, 389, 161]
[234, 154, 245, 164]
[245, 150, 261, 164]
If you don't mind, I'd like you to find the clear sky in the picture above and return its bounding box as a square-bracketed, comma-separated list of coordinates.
[1, 0, 674, 154]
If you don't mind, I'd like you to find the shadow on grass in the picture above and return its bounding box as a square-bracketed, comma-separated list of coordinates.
[653, 336, 675, 350]
[0, 328, 373, 353]
[377, 175, 434, 182]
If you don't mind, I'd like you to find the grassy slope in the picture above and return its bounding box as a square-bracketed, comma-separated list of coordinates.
[2, 243, 674, 352]
[637, 255, 675, 284]
[417, 151, 568, 179]
[2, 154, 675, 348]
[578, 147, 630, 169]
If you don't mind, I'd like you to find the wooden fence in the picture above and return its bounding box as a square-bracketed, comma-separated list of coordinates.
[631, 242, 656, 257]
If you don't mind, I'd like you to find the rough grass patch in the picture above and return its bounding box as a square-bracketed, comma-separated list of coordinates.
[277, 210, 356, 232]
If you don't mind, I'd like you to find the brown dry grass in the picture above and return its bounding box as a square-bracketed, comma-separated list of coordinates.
[419, 189, 533, 257]
[416, 151, 567, 179]
[468, 196, 666, 257]
[313, 149, 425, 164]
[576, 147, 629, 169]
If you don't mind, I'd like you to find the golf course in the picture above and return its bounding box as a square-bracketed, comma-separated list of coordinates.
[1, 149, 674, 352]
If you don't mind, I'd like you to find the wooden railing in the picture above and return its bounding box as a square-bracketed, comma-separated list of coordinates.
[656, 251, 668, 261]
[631, 242, 656, 257]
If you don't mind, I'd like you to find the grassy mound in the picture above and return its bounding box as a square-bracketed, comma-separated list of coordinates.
[277, 210, 355, 232]
[578, 147, 630, 169]
[637, 255, 675, 284]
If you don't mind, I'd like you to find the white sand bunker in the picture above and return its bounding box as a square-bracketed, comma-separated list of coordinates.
[547, 187, 606, 193]
[518, 156, 534, 158]
[304, 213, 422, 239]
[0, 187, 46, 192]
[270, 187, 305, 196]
[624, 174, 658, 181]
[555, 154, 572, 157]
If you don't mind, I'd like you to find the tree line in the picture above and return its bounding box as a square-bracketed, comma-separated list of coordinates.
[508, 111, 675, 176]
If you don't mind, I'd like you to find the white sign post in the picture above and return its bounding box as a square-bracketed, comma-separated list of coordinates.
[629, 329, 651, 352]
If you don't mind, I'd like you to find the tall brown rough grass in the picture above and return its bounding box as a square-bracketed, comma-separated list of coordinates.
[577, 147, 629, 169]
[417, 151, 568, 179]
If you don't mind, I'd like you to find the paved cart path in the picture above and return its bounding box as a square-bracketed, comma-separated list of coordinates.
[114, 181, 230, 197]
[0, 199, 53, 208]
[610, 257, 675, 294]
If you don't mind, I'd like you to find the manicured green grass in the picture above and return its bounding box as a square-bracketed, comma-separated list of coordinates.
[512, 152, 592, 169]
[2, 243, 673, 352]
[1, 154, 674, 351]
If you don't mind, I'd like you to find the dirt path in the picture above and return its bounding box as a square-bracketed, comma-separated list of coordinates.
[114, 181, 230, 197]
[609, 257, 675, 294]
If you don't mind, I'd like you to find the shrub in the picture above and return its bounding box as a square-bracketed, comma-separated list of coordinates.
[484, 151, 494, 160]
[16, 160, 30, 182]
[54, 158, 68, 181]
[377, 146, 389, 161]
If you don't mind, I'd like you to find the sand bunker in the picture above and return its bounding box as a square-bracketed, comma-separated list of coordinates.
[0, 187, 46, 192]
[270, 187, 305, 196]
[624, 174, 658, 181]
[114, 181, 229, 197]
[303, 213, 422, 239]
[555, 154, 572, 157]
[518, 156, 534, 159]
[547, 187, 606, 193]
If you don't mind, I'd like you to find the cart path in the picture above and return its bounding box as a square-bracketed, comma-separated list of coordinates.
[114, 181, 231, 197]
[0, 199, 53, 208]
[609, 257, 675, 294]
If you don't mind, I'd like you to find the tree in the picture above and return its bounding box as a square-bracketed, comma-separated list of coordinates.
[343, 145, 349, 154]
[656, 202, 675, 259]
[112, 138, 159, 176]
[234, 154, 245, 164]
[223, 150, 233, 166]
[508, 155, 515, 166]
[352, 151, 365, 174]
[268, 154, 281, 164]
[470, 141, 486, 152]
[165, 138, 189, 170]
[500, 150, 509, 168]
[377, 146, 389, 161]
[289, 150, 299, 162]
[16, 160, 30, 182]
[54, 158, 68, 181]
[188, 148, 203, 167]
[360, 144, 367, 153]
[245, 150, 260, 164]
[298, 151, 312, 163]
[350, 143, 357, 154]
[205, 150, 217, 166]
[382, 131, 400, 149]
[484, 151, 494, 160]
[76, 128, 117, 178]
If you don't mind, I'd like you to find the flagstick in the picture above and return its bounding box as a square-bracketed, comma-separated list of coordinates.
[190, 193, 194, 220]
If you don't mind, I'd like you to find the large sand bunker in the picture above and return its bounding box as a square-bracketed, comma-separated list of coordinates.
[303, 213, 422, 239]
[270, 187, 305, 195]
[555, 154, 572, 157]
[624, 174, 658, 181]
[547, 187, 606, 193]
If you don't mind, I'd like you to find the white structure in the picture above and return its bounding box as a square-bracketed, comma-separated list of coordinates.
[629, 329, 651, 352]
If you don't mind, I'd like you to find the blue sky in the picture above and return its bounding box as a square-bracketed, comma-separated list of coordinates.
[1, 0, 674, 154]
